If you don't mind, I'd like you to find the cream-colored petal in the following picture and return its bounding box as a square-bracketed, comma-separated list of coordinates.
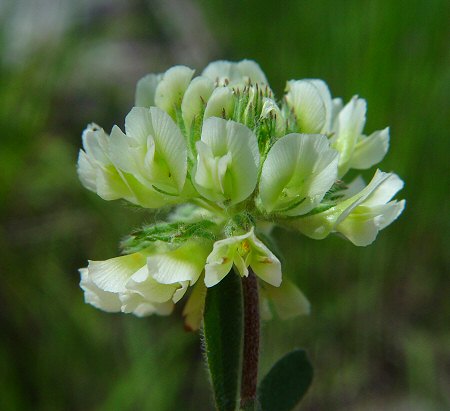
[126, 266, 179, 303]
[77, 150, 97, 192]
[88, 253, 147, 293]
[349, 127, 389, 170]
[332, 96, 367, 176]
[79, 268, 122, 313]
[173, 281, 190, 303]
[349, 171, 404, 208]
[109, 125, 139, 175]
[149, 107, 187, 191]
[204, 239, 236, 287]
[285, 79, 332, 133]
[203, 87, 235, 120]
[293, 170, 405, 245]
[259, 133, 338, 216]
[181, 76, 215, 129]
[260, 97, 286, 136]
[121, 107, 187, 192]
[148, 240, 211, 285]
[135, 73, 162, 107]
[182, 280, 207, 331]
[202, 59, 268, 86]
[291, 170, 395, 238]
[81, 124, 110, 165]
[195, 117, 259, 204]
[120, 292, 174, 316]
[336, 200, 405, 246]
[155, 65, 195, 117]
[249, 235, 282, 287]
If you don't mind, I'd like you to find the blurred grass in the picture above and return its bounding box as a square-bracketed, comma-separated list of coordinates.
[1, 0, 449, 410]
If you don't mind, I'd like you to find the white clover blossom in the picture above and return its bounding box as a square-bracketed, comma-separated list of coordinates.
[193, 117, 260, 205]
[78, 59, 405, 327]
[292, 170, 405, 246]
[202, 59, 269, 87]
[284, 79, 333, 134]
[204, 227, 282, 288]
[258, 133, 338, 216]
[80, 239, 211, 317]
[110, 107, 188, 195]
[283, 81, 390, 177]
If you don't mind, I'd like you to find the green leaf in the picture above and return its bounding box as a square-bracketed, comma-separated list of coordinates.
[258, 349, 313, 411]
[203, 272, 243, 411]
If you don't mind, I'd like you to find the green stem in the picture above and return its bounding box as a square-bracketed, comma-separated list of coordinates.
[203, 273, 243, 411]
[240, 269, 260, 410]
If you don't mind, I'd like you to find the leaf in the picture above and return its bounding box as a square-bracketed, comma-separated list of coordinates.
[203, 272, 243, 411]
[258, 349, 313, 411]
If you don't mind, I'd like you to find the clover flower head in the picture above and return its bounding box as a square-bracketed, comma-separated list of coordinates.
[78, 59, 405, 327]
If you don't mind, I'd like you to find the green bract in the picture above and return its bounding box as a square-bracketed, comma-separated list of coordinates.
[78, 59, 405, 325]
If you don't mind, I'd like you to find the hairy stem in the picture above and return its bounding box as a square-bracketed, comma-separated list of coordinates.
[240, 269, 260, 410]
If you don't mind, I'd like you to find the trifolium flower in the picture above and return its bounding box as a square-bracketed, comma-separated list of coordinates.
[330, 96, 389, 177]
[78, 59, 405, 326]
[109, 107, 188, 196]
[204, 227, 281, 288]
[292, 170, 405, 246]
[283, 80, 389, 177]
[202, 59, 269, 87]
[193, 117, 260, 205]
[258, 133, 339, 216]
[80, 239, 211, 317]
[284, 79, 333, 134]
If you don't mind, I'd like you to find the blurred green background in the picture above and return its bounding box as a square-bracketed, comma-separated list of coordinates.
[1, 0, 449, 410]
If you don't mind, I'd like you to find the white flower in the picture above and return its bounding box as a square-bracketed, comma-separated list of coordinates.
[135, 65, 195, 119]
[284, 79, 333, 134]
[80, 267, 123, 313]
[331, 96, 389, 177]
[203, 86, 235, 120]
[77, 106, 193, 209]
[79, 240, 212, 317]
[78, 124, 172, 208]
[193, 117, 260, 205]
[283, 81, 389, 178]
[293, 170, 405, 246]
[259, 133, 339, 216]
[109, 106, 189, 198]
[80, 252, 175, 316]
[204, 228, 282, 288]
[154, 65, 195, 118]
[181, 76, 215, 130]
[260, 97, 286, 137]
[135, 73, 162, 107]
[77, 124, 134, 202]
[202, 59, 268, 86]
